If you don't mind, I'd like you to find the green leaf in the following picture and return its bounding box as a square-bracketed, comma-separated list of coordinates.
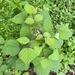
[17, 37, 30, 44]
[33, 57, 44, 66]
[15, 59, 29, 71]
[35, 14, 43, 22]
[57, 25, 72, 40]
[42, 47, 52, 57]
[42, 10, 53, 32]
[2, 40, 20, 56]
[24, 4, 36, 14]
[30, 40, 41, 48]
[51, 60, 61, 73]
[11, 11, 28, 24]
[43, 32, 51, 38]
[0, 57, 3, 64]
[49, 49, 59, 60]
[20, 26, 31, 37]
[45, 37, 63, 49]
[0, 71, 3, 75]
[25, 17, 34, 24]
[36, 34, 43, 40]
[19, 48, 35, 65]
[33, 46, 44, 57]
[54, 33, 59, 40]
[23, 72, 29, 75]
[54, 39, 63, 49]
[0, 36, 4, 44]
[19, 46, 43, 65]
[34, 61, 52, 75]
[40, 59, 52, 69]
[0, 65, 7, 71]
[58, 72, 65, 75]
[7, 56, 17, 66]
[45, 38, 57, 49]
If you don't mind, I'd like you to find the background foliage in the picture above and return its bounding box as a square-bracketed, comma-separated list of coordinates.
[0, 0, 75, 75]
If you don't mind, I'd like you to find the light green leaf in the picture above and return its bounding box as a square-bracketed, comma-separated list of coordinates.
[42, 10, 53, 32]
[45, 38, 57, 49]
[20, 26, 31, 37]
[35, 14, 43, 22]
[33, 57, 44, 66]
[51, 60, 61, 73]
[57, 25, 72, 40]
[24, 4, 36, 14]
[30, 40, 41, 48]
[24, 72, 29, 75]
[55, 39, 63, 49]
[43, 32, 51, 38]
[19, 48, 35, 65]
[45, 37, 63, 49]
[34, 61, 52, 75]
[0, 57, 3, 64]
[49, 50, 59, 60]
[54, 33, 59, 40]
[17, 37, 30, 44]
[40, 59, 52, 69]
[11, 11, 27, 24]
[0, 36, 4, 44]
[33, 46, 44, 57]
[2, 40, 20, 56]
[25, 17, 34, 24]
[36, 34, 43, 40]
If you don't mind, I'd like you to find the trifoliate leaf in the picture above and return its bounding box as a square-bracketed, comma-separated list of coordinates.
[24, 4, 36, 14]
[2, 40, 20, 56]
[25, 17, 34, 24]
[17, 37, 30, 44]
[35, 14, 43, 22]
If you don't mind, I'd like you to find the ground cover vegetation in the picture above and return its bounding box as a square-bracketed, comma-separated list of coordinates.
[0, 0, 75, 75]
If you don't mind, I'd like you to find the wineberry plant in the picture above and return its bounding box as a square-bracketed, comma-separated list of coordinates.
[0, 0, 75, 75]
